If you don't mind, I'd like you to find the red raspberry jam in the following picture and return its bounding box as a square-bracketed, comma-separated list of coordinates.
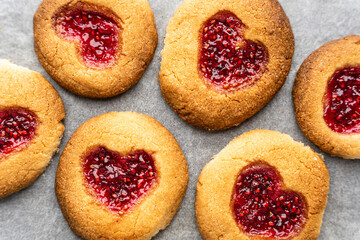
[54, 7, 121, 69]
[324, 67, 360, 134]
[199, 11, 268, 92]
[83, 146, 157, 213]
[0, 108, 37, 156]
[232, 163, 306, 239]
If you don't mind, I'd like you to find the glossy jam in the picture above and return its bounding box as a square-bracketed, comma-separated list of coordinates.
[233, 163, 306, 238]
[83, 146, 157, 213]
[324, 67, 360, 134]
[55, 8, 120, 68]
[199, 11, 268, 92]
[0, 108, 37, 155]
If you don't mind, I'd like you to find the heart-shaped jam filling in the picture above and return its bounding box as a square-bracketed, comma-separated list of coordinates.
[199, 11, 268, 92]
[83, 146, 157, 213]
[0, 108, 37, 156]
[54, 4, 121, 69]
[232, 163, 306, 238]
[324, 67, 360, 134]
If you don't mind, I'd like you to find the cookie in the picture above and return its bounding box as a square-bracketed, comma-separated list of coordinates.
[55, 112, 189, 240]
[159, 0, 294, 130]
[0, 60, 65, 199]
[293, 35, 360, 159]
[34, 0, 158, 98]
[196, 130, 329, 240]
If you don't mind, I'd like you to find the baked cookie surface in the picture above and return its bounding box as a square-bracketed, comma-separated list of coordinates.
[56, 112, 188, 240]
[293, 35, 360, 159]
[0, 60, 65, 199]
[196, 130, 329, 240]
[159, 0, 294, 130]
[34, 0, 158, 98]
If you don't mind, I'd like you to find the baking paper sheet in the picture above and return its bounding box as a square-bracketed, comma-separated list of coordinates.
[0, 0, 359, 239]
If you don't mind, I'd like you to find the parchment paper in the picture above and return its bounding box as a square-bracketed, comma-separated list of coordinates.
[0, 0, 359, 239]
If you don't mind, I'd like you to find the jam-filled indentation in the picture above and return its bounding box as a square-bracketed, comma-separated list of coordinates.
[54, 4, 121, 69]
[199, 11, 268, 92]
[83, 146, 157, 213]
[324, 67, 360, 134]
[0, 108, 37, 156]
[232, 163, 307, 239]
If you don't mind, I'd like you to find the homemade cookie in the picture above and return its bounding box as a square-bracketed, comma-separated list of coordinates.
[56, 112, 188, 240]
[293, 35, 360, 159]
[196, 130, 329, 240]
[0, 60, 65, 199]
[34, 0, 158, 98]
[159, 0, 294, 130]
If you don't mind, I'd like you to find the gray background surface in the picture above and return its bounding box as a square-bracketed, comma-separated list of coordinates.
[0, 0, 359, 239]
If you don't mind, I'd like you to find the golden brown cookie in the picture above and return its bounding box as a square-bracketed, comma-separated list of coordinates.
[34, 0, 158, 98]
[159, 0, 294, 130]
[0, 60, 65, 199]
[196, 130, 329, 240]
[55, 112, 189, 240]
[293, 35, 360, 159]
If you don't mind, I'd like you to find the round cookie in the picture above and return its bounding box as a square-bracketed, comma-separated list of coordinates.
[0, 60, 65, 199]
[55, 112, 188, 240]
[34, 0, 158, 98]
[293, 35, 360, 159]
[159, 0, 294, 130]
[196, 130, 329, 240]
